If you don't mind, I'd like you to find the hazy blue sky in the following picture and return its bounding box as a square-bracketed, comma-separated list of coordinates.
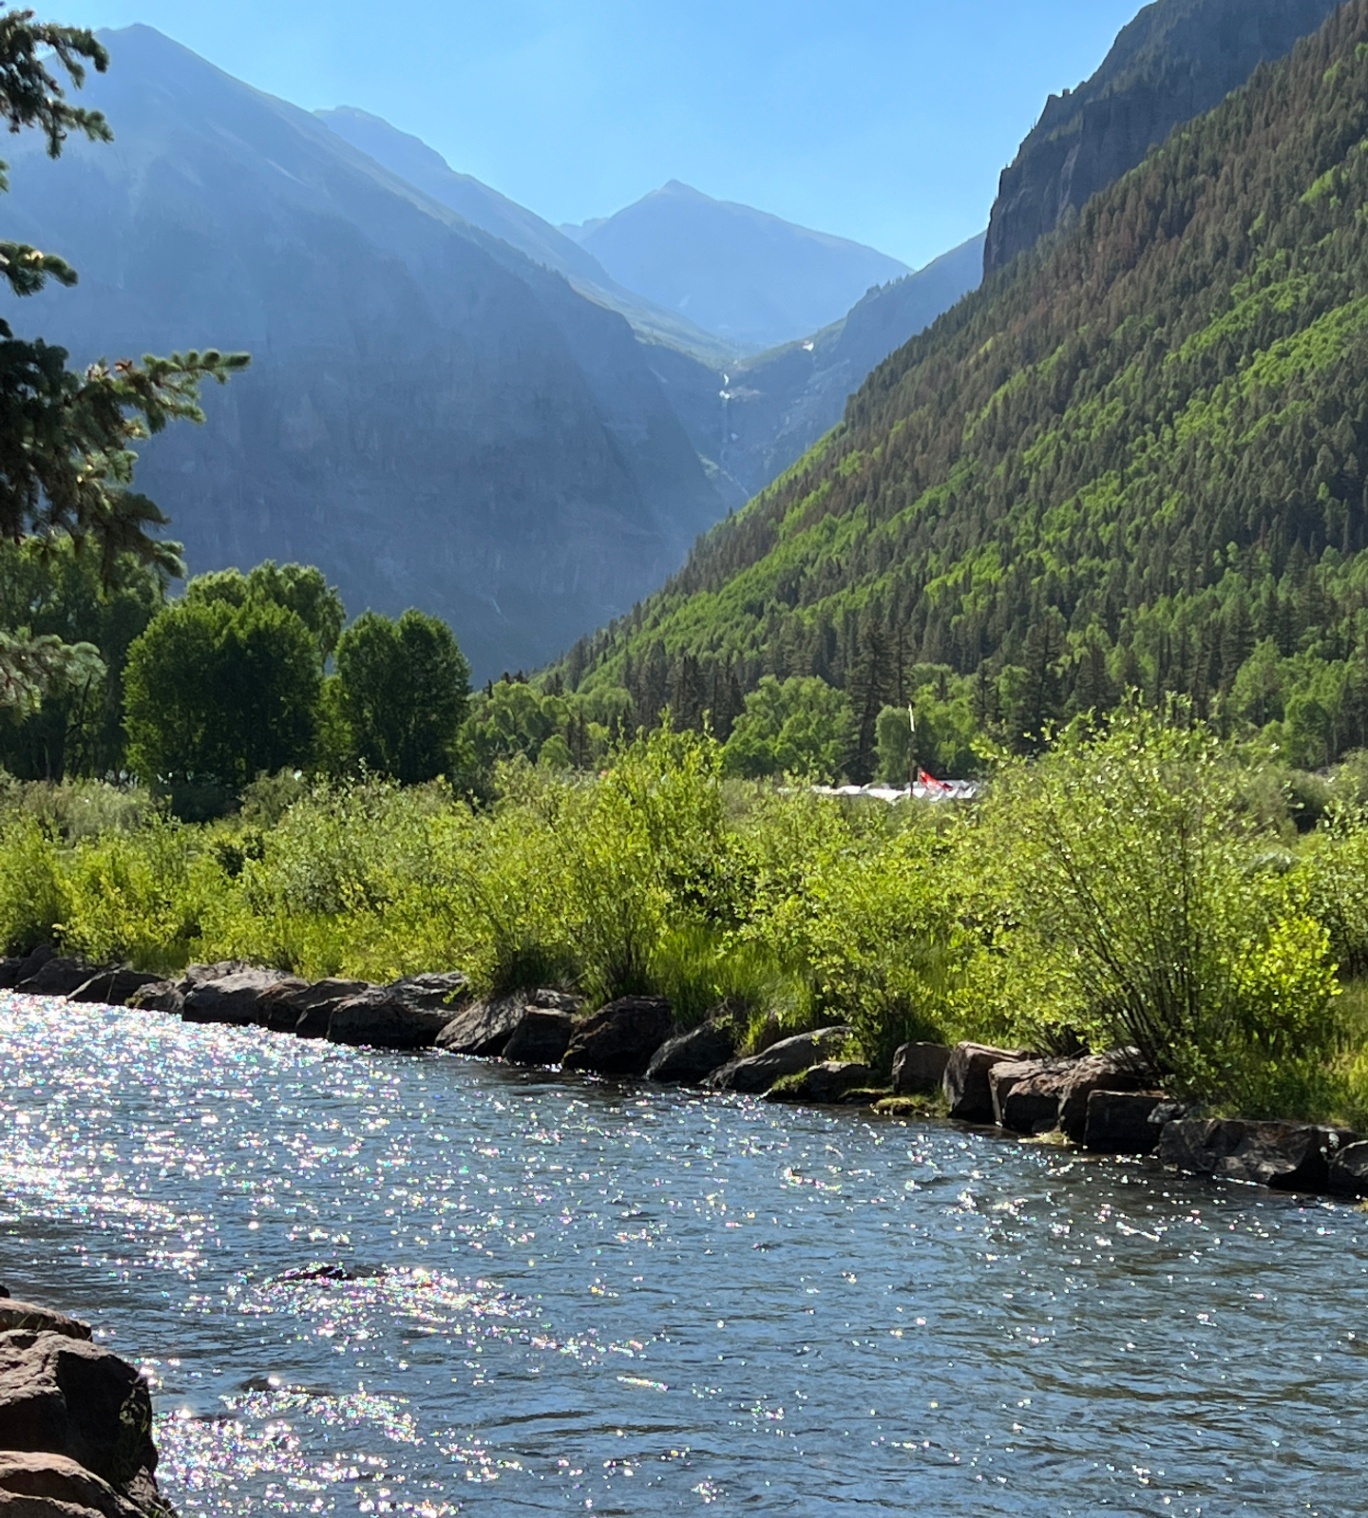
[53, 0, 1142, 269]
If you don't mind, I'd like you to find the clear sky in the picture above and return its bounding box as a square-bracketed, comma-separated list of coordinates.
[51, 0, 1143, 270]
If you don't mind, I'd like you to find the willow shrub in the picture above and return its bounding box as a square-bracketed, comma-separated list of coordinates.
[982, 706, 1339, 1114]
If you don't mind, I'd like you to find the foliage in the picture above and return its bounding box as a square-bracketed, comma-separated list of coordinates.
[124, 595, 321, 798]
[333, 610, 471, 784]
[722, 675, 851, 781]
[185, 563, 345, 659]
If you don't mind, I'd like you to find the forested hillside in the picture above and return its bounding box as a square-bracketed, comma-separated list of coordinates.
[566, 0, 1368, 773]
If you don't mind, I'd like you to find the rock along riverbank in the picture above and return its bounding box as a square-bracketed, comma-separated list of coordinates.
[0, 1295, 175, 1517]
[5, 945, 1368, 1205]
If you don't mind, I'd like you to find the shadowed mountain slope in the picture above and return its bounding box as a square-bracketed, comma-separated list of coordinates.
[4, 26, 726, 679]
[985, 0, 1342, 273]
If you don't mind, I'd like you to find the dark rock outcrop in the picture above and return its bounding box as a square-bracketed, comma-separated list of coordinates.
[0, 948, 55, 991]
[386, 973, 470, 1012]
[435, 993, 530, 1057]
[764, 1061, 873, 1105]
[1328, 1141, 1368, 1197]
[0, 1331, 158, 1492]
[984, 0, 1341, 273]
[561, 997, 674, 1078]
[1057, 1051, 1148, 1141]
[67, 971, 166, 1008]
[0, 1450, 148, 1518]
[324, 989, 456, 1051]
[892, 1042, 952, 1097]
[706, 1027, 853, 1095]
[991, 1059, 1074, 1134]
[1158, 1118, 1354, 1192]
[182, 970, 303, 1027]
[943, 1043, 1024, 1124]
[1083, 1090, 1167, 1155]
[15, 959, 99, 999]
[256, 979, 371, 1038]
[501, 1008, 577, 1067]
[0, 1303, 91, 1344]
[646, 1019, 737, 1086]
[123, 982, 184, 1017]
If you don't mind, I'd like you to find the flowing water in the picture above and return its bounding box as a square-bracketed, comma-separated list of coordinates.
[1, 992, 1365, 1516]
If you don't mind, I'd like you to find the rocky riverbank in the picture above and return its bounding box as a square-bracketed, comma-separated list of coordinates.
[0, 1295, 174, 1517]
[5, 946, 1368, 1203]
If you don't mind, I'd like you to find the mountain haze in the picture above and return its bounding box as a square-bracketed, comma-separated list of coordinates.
[568, 181, 911, 354]
[567, 0, 1368, 756]
[985, 0, 1343, 272]
[5, 26, 726, 678]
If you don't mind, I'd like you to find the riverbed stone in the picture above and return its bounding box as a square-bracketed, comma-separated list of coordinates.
[943, 1043, 1024, 1123]
[182, 969, 304, 1026]
[764, 1061, 873, 1104]
[122, 981, 184, 1016]
[891, 1043, 951, 1096]
[387, 972, 471, 1012]
[0, 1303, 91, 1343]
[66, 971, 166, 1008]
[0, 1451, 147, 1518]
[562, 996, 674, 1077]
[15, 958, 100, 998]
[325, 988, 455, 1050]
[502, 1008, 576, 1066]
[1158, 1118, 1354, 1192]
[256, 979, 372, 1038]
[0, 948, 55, 991]
[1328, 1140, 1368, 1197]
[1083, 1091, 1167, 1154]
[435, 993, 530, 1056]
[1058, 1051, 1148, 1141]
[992, 1059, 1073, 1133]
[706, 1027, 854, 1095]
[0, 1331, 156, 1489]
[646, 1019, 737, 1085]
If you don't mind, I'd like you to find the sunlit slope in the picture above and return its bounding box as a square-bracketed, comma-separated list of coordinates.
[569, 1, 1368, 697]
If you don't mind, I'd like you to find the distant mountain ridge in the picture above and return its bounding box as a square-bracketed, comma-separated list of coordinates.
[985, 0, 1343, 272]
[567, 181, 911, 354]
[6, 25, 724, 678]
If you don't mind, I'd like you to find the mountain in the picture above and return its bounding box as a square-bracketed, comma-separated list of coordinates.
[566, 181, 911, 354]
[717, 233, 985, 498]
[985, 0, 1342, 273]
[4, 25, 727, 679]
[566, 0, 1368, 760]
[315, 107, 734, 365]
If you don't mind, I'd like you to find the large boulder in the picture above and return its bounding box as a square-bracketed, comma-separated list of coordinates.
[0, 1331, 156, 1489]
[1083, 1090, 1167, 1154]
[123, 982, 184, 1017]
[0, 948, 55, 991]
[182, 969, 304, 1027]
[66, 971, 166, 1009]
[255, 979, 372, 1038]
[1057, 1051, 1148, 1141]
[1329, 1141, 1368, 1198]
[991, 1059, 1072, 1133]
[436, 993, 533, 1057]
[764, 1061, 873, 1105]
[0, 1302, 90, 1343]
[325, 988, 455, 1050]
[943, 1043, 1024, 1123]
[501, 1008, 576, 1067]
[386, 972, 471, 1012]
[891, 1043, 951, 1096]
[562, 997, 674, 1077]
[647, 1020, 737, 1085]
[1158, 1119, 1354, 1192]
[706, 1027, 854, 1095]
[0, 1451, 146, 1518]
[15, 959, 100, 999]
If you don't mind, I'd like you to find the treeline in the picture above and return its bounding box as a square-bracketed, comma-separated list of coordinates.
[560, 1, 1368, 773]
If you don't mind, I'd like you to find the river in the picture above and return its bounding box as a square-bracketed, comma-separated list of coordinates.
[0, 992, 1364, 1515]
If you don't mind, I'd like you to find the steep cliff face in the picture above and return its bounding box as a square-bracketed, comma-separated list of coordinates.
[6, 26, 724, 678]
[984, 0, 1341, 273]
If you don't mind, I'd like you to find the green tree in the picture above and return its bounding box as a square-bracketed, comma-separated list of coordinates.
[334, 610, 471, 784]
[723, 676, 851, 781]
[186, 562, 345, 660]
[124, 597, 320, 794]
